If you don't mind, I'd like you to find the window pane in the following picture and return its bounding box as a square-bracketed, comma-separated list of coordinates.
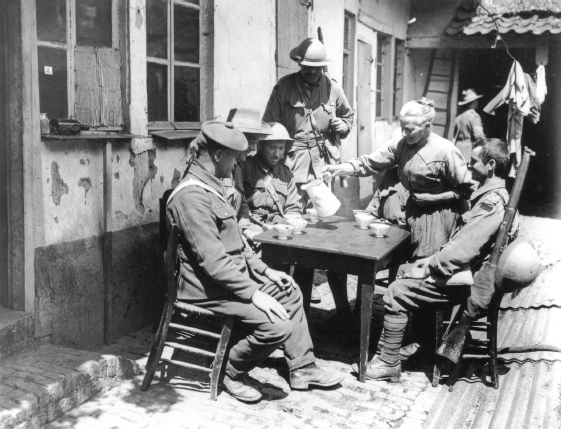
[342, 53, 349, 97]
[176, 0, 200, 5]
[76, 0, 112, 47]
[38, 47, 68, 120]
[376, 63, 382, 91]
[344, 16, 349, 48]
[147, 62, 168, 121]
[174, 4, 199, 63]
[174, 66, 200, 122]
[147, 0, 168, 59]
[376, 91, 382, 118]
[37, 0, 66, 43]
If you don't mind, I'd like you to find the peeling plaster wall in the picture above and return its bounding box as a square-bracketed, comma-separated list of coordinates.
[213, 0, 276, 118]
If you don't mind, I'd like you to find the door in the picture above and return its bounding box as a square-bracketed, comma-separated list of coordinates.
[357, 40, 373, 203]
[0, 2, 8, 307]
[276, 0, 309, 80]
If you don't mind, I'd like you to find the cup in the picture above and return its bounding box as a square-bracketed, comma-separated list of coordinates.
[285, 217, 308, 234]
[273, 224, 294, 240]
[354, 212, 375, 230]
[369, 222, 390, 237]
[307, 208, 318, 222]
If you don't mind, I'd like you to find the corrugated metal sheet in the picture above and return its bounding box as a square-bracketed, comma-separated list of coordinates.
[464, 13, 561, 35]
[500, 263, 561, 310]
[423, 361, 561, 429]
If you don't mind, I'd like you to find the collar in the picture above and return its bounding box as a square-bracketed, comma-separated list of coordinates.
[255, 151, 279, 176]
[186, 158, 226, 196]
[470, 179, 506, 202]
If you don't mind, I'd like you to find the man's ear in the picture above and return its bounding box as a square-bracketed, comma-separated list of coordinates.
[488, 159, 496, 175]
[213, 149, 222, 163]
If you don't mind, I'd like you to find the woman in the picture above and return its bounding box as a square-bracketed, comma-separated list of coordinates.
[322, 98, 474, 260]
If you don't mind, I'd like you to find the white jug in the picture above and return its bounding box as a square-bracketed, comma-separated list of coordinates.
[301, 179, 341, 218]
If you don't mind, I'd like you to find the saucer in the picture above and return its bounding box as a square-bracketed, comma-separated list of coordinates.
[358, 226, 369, 230]
[373, 234, 388, 238]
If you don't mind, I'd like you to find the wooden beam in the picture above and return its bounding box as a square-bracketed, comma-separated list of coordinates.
[406, 35, 540, 50]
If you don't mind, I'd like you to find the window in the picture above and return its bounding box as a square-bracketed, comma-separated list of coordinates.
[146, 0, 202, 125]
[342, 13, 355, 103]
[375, 33, 390, 119]
[393, 40, 405, 118]
[36, 0, 118, 125]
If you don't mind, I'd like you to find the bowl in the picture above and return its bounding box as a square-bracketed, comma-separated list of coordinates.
[352, 209, 371, 216]
[285, 217, 308, 234]
[272, 224, 294, 240]
[354, 212, 375, 230]
[369, 222, 390, 237]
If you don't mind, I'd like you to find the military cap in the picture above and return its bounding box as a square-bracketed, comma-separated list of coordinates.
[290, 38, 331, 67]
[201, 120, 248, 151]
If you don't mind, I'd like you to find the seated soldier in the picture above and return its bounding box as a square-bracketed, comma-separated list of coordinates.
[352, 138, 518, 381]
[168, 121, 342, 402]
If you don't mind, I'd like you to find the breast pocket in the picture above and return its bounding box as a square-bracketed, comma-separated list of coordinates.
[272, 180, 288, 197]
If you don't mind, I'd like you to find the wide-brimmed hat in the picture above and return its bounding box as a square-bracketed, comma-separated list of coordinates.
[226, 108, 273, 136]
[201, 121, 247, 151]
[261, 122, 294, 142]
[290, 38, 331, 67]
[458, 89, 484, 106]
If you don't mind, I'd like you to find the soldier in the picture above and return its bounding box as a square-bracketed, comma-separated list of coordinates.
[349, 138, 518, 381]
[453, 89, 485, 161]
[168, 121, 342, 401]
[263, 37, 355, 331]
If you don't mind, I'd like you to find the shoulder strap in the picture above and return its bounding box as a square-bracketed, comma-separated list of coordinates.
[246, 174, 285, 216]
[167, 179, 232, 208]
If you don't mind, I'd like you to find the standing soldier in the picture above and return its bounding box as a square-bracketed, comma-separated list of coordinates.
[453, 89, 485, 161]
[263, 37, 355, 333]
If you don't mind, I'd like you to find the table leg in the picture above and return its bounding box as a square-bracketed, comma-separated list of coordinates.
[359, 262, 378, 383]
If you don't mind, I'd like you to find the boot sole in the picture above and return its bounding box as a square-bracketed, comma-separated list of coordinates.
[350, 364, 401, 382]
[291, 376, 343, 390]
[224, 389, 263, 402]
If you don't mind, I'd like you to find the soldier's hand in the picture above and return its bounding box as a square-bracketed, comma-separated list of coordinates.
[251, 290, 289, 323]
[320, 164, 354, 182]
[265, 268, 296, 294]
[402, 257, 431, 279]
[330, 117, 348, 134]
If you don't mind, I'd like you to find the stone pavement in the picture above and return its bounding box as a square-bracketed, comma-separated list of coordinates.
[46, 273, 442, 429]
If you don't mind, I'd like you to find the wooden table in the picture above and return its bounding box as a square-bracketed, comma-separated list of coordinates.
[254, 216, 410, 383]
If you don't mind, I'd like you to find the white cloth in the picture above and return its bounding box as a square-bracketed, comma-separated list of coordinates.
[504, 61, 530, 117]
[536, 65, 547, 105]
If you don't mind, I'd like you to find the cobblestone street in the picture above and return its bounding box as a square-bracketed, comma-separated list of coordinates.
[46, 274, 442, 429]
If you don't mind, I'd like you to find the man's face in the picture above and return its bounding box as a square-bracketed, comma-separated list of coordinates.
[470, 146, 489, 184]
[261, 141, 287, 166]
[78, 5, 97, 34]
[237, 134, 260, 162]
[400, 117, 429, 145]
[215, 148, 239, 179]
[299, 65, 323, 85]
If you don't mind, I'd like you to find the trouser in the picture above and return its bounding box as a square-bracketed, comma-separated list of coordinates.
[194, 281, 315, 378]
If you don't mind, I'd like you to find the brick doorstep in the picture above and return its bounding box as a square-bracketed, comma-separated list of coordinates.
[0, 344, 141, 429]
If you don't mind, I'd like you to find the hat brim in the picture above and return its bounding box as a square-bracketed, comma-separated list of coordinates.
[458, 94, 484, 106]
[236, 121, 273, 135]
[289, 46, 331, 67]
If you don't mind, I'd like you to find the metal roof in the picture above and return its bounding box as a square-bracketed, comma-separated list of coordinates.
[480, 0, 561, 14]
[464, 13, 561, 34]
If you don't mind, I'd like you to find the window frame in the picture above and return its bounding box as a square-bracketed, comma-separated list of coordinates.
[146, 0, 204, 130]
[393, 39, 405, 119]
[36, 0, 120, 120]
[342, 12, 355, 107]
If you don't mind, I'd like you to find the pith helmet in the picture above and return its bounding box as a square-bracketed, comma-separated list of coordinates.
[261, 122, 294, 142]
[226, 108, 273, 136]
[290, 38, 331, 67]
[201, 121, 248, 151]
[495, 239, 541, 292]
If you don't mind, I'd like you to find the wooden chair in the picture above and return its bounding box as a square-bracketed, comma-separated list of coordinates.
[141, 210, 234, 400]
[432, 292, 503, 389]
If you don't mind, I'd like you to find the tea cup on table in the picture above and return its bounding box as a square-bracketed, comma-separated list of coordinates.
[285, 217, 308, 235]
[369, 222, 390, 237]
[307, 208, 319, 222]
[273, 224, 294, 240]
[354, 212, 375, 230]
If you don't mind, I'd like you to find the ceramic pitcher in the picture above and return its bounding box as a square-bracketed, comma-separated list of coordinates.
[301, 179, 341, 218]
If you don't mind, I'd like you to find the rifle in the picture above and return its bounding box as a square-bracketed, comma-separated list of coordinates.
[437, 147, 535, 364]
[317, 27, 348, 189]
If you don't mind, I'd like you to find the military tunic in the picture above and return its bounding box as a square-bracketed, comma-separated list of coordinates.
[453, 109, 485, 161]
[263, 72, 354, 184]
[222, 161, 261, 234]
[348, 132, 473, 258]
[242, 152, 302, 221]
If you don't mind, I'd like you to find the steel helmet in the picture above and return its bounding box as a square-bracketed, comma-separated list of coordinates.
[495, 239, 541, 292]
[261, 122, 294, 142]
[290, 38, 332, 67]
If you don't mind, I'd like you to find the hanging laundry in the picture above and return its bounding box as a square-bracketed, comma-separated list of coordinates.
[483, 61, 530, 178]
[536, 64, 547, 105]
[525, 73, 541, 124]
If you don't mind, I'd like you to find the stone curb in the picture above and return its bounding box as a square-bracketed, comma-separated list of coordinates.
[0, 345, 141, 429]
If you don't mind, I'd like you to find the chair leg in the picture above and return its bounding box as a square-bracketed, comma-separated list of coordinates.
[489, 300, 501, 389]
[210, 316, 234, 401]
[433, 310, 444, 387]
[142, 300, 173, 391]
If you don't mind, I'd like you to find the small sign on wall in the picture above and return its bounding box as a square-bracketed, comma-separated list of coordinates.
[44, 66, 53, 75]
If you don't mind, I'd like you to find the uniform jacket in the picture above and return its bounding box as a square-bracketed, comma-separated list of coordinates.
[222, 161, 261, 233]
[454, 109, 485, 143]
[242, 151, 302, 216]
[428, 180, 519, 277]
[168, 160, 269, 302]
[263, 72, 354, 183]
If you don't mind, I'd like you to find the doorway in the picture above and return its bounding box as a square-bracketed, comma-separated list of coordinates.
[459, 48, 561, 218]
